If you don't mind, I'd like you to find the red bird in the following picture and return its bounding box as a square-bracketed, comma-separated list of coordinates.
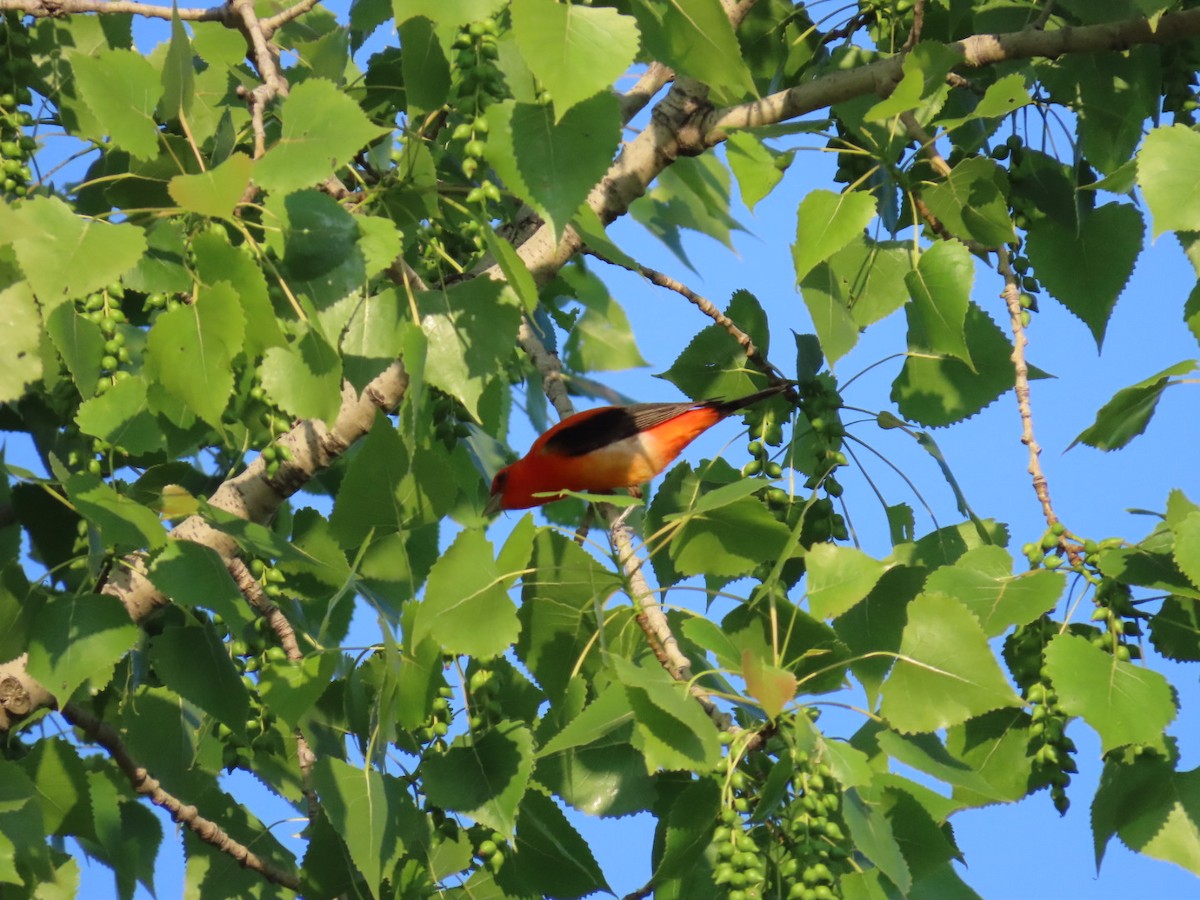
[486, 384, 790, 512]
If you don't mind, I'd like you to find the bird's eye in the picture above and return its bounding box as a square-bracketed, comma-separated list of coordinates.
[490, 469, 509, 495]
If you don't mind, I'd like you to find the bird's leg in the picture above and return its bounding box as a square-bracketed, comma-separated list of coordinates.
[574, 504, 595, 545]
[611, 485, 644, 530]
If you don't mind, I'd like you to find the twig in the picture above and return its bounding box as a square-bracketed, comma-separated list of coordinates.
[60, 702, 303, 892]
[996, 247, 1059, 529]
[586, 249, 793, 390]
[229, 0, 288, 162]
[901, 0, 926, 52]
[900, 111, 951, 178]
[226, 557, 319, 822]
[1030, 0, 1057, 31]
[259, 0, 321, 37]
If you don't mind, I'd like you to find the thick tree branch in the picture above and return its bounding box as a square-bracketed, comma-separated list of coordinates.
[61, 702, 303, 892]
[0, 0, 229, 21]
[707, 7, 1200, 137]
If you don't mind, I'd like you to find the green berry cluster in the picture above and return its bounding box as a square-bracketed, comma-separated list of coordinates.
[77, 284, 133, 395]
[448, 18, 507, 204]
[1004, 616, 1077, 815]
[1162, 42, 1200, 125]
[432, 390, 472, 448]
[779, 751, 850, 900]
[1087, 577, 1145, 663]
[465, 663, 502, 732]
[712, 805, 767, 900]
[467, 824, 508, 873]
[417, 685, 453, 751]
[794, 375, 850, 543]
[0, 14, 36, 200]
[248, 557, 288, 600]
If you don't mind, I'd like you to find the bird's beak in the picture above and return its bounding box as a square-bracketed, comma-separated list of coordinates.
[483, 491, 505, 517]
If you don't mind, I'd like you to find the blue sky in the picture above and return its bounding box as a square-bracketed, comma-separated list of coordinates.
[16, 4, 1198, 898]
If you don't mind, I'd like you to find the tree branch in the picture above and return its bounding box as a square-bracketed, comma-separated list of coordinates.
[61, 701, 303, 892]
[0, 0, 229, 22]
[585, 249, 791, 388]
[996, 247, 1060, 529]
[707, 7, 1200, 137]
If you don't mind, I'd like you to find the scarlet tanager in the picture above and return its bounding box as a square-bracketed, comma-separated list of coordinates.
[486, 384, 790, 512]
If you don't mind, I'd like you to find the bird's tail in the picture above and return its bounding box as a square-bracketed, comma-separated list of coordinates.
[704, 381, 795, 417]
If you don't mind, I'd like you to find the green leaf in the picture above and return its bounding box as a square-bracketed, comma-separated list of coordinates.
[413, 529, 519, 659]
[1140, 124, 1200, 237]
[658, 290, 771, 401]
[45, 304, 104, 399]
[880, 592, 1022, 733]
[892, 302, 1038, 427]
[1093, 756, 1200, 877]
[190, 227, 284, 357]
[147, 540, 251, 631]
[1069, 360, 1196, 451]
[147, 625, 250, 736]
[417, 278, 522, 421]
[537, 684, 633, 758]
[905, 240, 974, 368]
[1044, 633, 1176, 754]
[145, 281, 244, 427]
[793, 189, 877, 283]
[631, 154, 744, 267]
[866, 41, 958, 122]
[167, 152, 253, 221]
[342, 288, 409, 391]
[670, 495, 791, 579]
[313, 758, 426, 897]
[921, 158, 1015, 248]
[398, 17, 449, 116]
[1175, 512, 1200, 591]
[876, 729, 1004, 802]
[72, 49, 163, 160]
[392, 0, 505, 28]
[511, 789, 610, 898]
[18, 739, 90, 838]
[798, 237, 911, 364]
[935, 72, 1030, 130]
[75, 375, 165, 456]
[562, 265, 648, 372]
[741, 650, 798, 720]
[635, 0, 756, 103]
[254, 78, 389, 196]
[923, 545, 1064, 637]
[0, 279, 42, 403]
[259, 328, 344, 426]
[610, 654, 721, 773]
[843, 788, 912, 893]
[0, 196, 146, 309]
[1149, 595, 1200, 662]
[511, 0, 639, 120]
[1056, 47, 1159, 177]
[1025, 203, 1142, 348]
[483, 229, 539, 314]
[64, 472, 166, 552]
[726, 131, 787, 212]
[266, 189, 368, 313]
[806, 543, 891, 620]
[159, 8, 194, 120]
[945, 708, 1039, 806]
[259, 652, 341, 729]
[26, 593, 139, 701]
[654, 777, 720, 881]
[485, 93, 621, 243]
[422, 721, 534, 840]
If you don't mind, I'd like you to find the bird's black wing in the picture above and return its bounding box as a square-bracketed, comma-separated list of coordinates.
[541, 403, 693, 457]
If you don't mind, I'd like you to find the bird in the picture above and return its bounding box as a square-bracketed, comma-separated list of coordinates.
[485, 384, 791, 512]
